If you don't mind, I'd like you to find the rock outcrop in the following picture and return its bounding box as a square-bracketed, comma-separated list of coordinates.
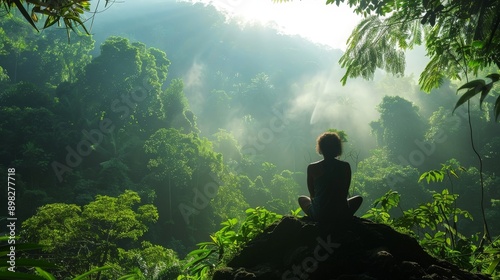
[213, 216, 490, 280]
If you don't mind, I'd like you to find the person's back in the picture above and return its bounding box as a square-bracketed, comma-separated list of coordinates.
[309, 158, 350, 223]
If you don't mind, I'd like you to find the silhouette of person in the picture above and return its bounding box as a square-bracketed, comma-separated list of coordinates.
[298, 132, 362, 224]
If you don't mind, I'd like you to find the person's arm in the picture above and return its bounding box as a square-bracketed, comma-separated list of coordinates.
[307, 164, 315, 199]
[343, 162, 352, 198]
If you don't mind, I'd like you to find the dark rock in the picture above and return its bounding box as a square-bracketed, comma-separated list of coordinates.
[336, 274, 378, 280]
[213, 216, 491, 280]
[396, 261, 426, 278]
[427, 264, 453, 277]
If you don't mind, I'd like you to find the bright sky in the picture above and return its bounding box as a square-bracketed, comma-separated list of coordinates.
[189, 0, 363, 50]
[89, 0, 362, 50]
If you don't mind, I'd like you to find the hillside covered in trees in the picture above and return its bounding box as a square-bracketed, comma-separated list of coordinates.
[0, 1, 499, 279]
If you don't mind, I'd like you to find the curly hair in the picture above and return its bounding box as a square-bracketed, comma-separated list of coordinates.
[316, 132, 342, 158]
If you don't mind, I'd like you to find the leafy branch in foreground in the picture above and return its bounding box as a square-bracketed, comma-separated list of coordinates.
[0, 236, 56, 280]
[332, 0, 500, 91]
[0, 235, 118, 280]
[363, 183, 499, 276]
[453, 73, 500, 121]
[182, 207, 282, 279]
[0, 0, 114, 39]
[451, 73, 498, 244]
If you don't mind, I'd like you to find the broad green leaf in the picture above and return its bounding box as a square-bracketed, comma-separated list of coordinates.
[73, 265, 113, 280]
[43, 16, 59, 29]
[184, 250, 215, 269]
[435, 171, 444, 182]
[361, 212, 374, 219]
[471, 40, 484, 49]
[486, 257, 500, 275]
[35, 268, 56, 280]
[457, 79, 485, 91]
[486, 73, 500, 82]
[429, 171, 436, 183]
[192, 265, 211, 277]
[484, 247, 500, 254]
[209, 235, 218, 244]
[187, 248, 212, 257]
[418, 172, 427, 183]
[418, 170, 444, 184]
[453, 87, 480, 114]
[195, 242, 214, 247]
[479, 83, 493, 108]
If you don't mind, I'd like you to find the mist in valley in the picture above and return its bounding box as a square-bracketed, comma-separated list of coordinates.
[1, 1, 499, 278]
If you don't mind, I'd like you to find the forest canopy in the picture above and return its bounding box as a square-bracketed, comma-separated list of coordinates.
[1, 1, 500, 279]
[5, 0, 500, 118]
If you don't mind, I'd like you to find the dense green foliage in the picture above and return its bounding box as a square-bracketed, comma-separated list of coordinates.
[363, 187, 500, 277]
[1, 2, 499, 279]
[21, 190, 159, 277]
[182, 207, 284, 279]
[333, 0, 500, 119]
[0, 0, 110, 39]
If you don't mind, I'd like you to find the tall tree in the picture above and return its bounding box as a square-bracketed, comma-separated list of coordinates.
[21, 190, 158, 279]
[77, 36, 170, 135]
[0, 13, 94, 85]
[161, 78, 197, 133]
[143, 128, 224, 244]
[235, 72, 277, 120]
[370, 96, 427, 162]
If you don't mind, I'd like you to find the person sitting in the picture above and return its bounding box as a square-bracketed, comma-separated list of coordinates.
[298, 132, 362, 226]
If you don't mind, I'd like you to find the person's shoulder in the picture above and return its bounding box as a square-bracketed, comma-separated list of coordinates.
[334, 159, 351, 168]
[309, 159, 324, 165]
[307, 160, 323, 170]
